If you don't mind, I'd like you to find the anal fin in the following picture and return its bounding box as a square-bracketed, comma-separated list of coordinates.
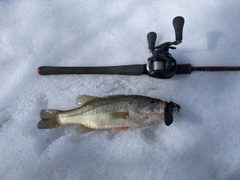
[76, 125, 95, 134]
[114, 127, 129, 131]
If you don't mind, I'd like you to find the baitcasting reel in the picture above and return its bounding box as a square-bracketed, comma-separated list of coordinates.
[147, 16, 184, 79]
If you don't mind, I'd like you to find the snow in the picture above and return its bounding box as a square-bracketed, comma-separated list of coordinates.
[1, 0, 240, 179]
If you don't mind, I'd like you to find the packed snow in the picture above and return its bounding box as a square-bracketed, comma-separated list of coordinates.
[1, 1, 240, 179]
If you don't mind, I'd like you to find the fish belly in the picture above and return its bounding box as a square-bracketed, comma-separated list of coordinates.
[58, 113, 139, 129]
[79, 114, 139, 129]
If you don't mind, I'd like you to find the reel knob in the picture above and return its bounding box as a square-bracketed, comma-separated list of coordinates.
[147, 32, 157, 52]
[173, 16, 184, 43]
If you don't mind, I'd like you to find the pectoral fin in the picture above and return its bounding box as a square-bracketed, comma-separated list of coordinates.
[111, 112, 128, 119]
[76, 125, 95, 133]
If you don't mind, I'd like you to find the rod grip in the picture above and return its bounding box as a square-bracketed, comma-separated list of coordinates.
[176, 64, 192, 74]
[38, 65, 147, 75]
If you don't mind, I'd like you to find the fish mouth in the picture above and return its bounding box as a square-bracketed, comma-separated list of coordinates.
[164, 101, 181, 126]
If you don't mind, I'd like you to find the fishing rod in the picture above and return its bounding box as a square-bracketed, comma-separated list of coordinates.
[38, 16, 240, 79]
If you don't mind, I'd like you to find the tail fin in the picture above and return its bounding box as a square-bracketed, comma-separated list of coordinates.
[38, 109, 63, 129]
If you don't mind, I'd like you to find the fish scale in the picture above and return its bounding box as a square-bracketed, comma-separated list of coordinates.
[70, 96, 134, 115]
[58, 96, 134, 126]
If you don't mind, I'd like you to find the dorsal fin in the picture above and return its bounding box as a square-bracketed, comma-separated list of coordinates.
[76, 95, 98, 106]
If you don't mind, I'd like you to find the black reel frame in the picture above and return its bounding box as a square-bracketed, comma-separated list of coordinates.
[146, 16, 184, 79]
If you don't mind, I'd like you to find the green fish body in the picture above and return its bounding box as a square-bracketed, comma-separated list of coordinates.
[38, 95, 180, 133]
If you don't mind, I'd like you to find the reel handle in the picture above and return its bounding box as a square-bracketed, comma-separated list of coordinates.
[147, 32, 157, 51]
[173, 16, 184, 43]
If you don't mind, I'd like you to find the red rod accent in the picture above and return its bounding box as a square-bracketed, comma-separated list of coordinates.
[38, 67, 41, 74]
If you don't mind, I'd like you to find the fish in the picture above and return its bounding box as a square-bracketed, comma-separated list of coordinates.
[37, 95, 180, 133]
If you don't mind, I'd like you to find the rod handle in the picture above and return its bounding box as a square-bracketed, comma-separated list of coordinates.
[38, 65, 146, 75]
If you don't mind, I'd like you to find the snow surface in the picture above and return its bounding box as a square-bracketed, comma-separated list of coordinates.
[1, 1, 240, 179]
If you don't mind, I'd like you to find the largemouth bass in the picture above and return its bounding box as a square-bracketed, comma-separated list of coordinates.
[38, 95, 180, 133]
